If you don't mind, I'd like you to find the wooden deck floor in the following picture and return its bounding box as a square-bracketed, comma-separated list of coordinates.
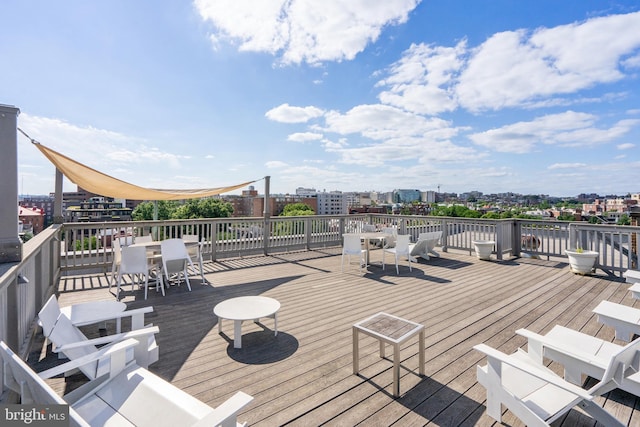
[31, 247, 640, 426]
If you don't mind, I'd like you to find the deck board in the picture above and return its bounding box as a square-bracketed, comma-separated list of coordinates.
[25, 246, 640, 426]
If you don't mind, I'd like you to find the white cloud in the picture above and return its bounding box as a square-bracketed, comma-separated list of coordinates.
[287, 132, 324, 142]
[547, 163, 587, 170]
[457, 12, 640, 111]
[265, 103, 324, 123]
[617, 142, 635, 150]
[377, 41, 466, 115]
[322, 104, 456, 140]
[194, 0, 421, 65]
[265, 160, 289, 168]
[468, 111, 639, 153]
[376, 11, 640, 114]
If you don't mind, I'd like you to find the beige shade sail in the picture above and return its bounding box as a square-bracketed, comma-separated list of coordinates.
[34, 142, 258, 200]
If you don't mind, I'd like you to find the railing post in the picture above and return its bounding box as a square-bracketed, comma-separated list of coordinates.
[441, 218, 448, 252]
[495, 221, 503, 260]
[568, 223, 577, 250]
[305, 217, 312, 250]
[513, 220, 522, 256]
[263, 176, 271, 256]
[5, 277, 19, 350]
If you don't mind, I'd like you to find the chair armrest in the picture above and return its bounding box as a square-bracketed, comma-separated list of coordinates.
[515, 328, 605, 367]
[104, 306, 154, 330]
[39, 338, 139, 380]
[474, 344, 593, 399]
[191, 391, 254, 427]
[55, 326, 159, 352]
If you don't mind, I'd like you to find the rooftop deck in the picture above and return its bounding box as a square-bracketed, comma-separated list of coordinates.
[32, 246, 640, 426]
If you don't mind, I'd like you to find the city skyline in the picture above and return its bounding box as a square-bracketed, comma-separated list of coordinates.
[2, 1, 640, 197]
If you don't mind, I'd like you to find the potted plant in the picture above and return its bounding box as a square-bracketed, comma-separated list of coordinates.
[565, 247, 598, 275]
[472, 240, 495, 260]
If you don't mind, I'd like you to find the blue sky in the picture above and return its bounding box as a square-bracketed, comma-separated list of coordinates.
[3, 0, 640, 198]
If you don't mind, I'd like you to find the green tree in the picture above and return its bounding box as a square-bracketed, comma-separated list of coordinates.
[75, 236, 99, 250]
[280, 203, 315, 216]
[132, 200, 179, 220]
[481, 212, 500, 219]
[618, 214, 631, 225]
[172, 198, 233, 219]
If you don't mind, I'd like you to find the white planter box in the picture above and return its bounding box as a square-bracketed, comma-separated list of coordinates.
[565, 250, 598, 275]
[472, 240, 495, 260]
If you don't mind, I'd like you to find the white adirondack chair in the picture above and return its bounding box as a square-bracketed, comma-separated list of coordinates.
[39, 295, 159, 380]
[0, 339, 253, 427]
[517, 325, 640, 397]
[382, 234, 412, 274]
[592, 300, 640, 342]
[408, 231, 442, 261]
[474, 343, 623, 426]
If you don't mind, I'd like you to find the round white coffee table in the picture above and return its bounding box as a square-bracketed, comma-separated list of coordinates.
[213, 296, 280, 348]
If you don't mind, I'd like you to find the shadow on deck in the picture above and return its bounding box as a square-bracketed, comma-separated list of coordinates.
[27, 247, 640, 426]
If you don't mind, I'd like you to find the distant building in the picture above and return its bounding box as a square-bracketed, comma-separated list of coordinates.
[18, 205, 44, 234]
[316, 191, 347, 215]
[392, 189, 421, 204]
[583, 198, 638, 215]
[421, 191, 436, 203]
[224, 192, 317, 217]
[65, 197, 132, 222]
[20, 195, 54, 227]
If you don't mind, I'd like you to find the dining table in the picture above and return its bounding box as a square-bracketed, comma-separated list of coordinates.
[128, 240, 201, 287]
[342, 232, 387, 266]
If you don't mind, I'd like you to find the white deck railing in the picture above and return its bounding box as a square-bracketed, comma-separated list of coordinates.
[1, 215, 639, 368]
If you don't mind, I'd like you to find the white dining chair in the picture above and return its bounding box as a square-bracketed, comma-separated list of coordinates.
[383, 234, 412, 274]
[135, 235, 154, 244]
[109, 238, 122, 288]
[381, 227, 397, 248]
[160, 239, 193, 291]
[182, 234, 206, 283]
[116, 245, 163, 300]
[342, 234, 366, 272]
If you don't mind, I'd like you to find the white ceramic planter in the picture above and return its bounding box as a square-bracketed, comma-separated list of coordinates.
[565, 250, 598, 275]
[472, 240, 495, 260]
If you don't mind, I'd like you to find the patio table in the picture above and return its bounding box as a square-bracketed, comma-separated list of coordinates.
[214, 296, 280, 349]
[343, 232, 387, 266]
[353, 312, 425, 397]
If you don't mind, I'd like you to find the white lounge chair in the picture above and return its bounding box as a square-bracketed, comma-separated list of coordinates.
[516, 325, 640, 397]
[592, 300, 640, 342]
[0, 339, 253, 427]
[342, 234, 366, 272]
[383, 234, 412, 274]
[408, 231, 442, 261]
[39, 295, 159, 380]
[474, 343, 623, 426]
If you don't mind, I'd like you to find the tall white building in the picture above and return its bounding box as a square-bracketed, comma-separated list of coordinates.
[317, 191, 347, 215]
